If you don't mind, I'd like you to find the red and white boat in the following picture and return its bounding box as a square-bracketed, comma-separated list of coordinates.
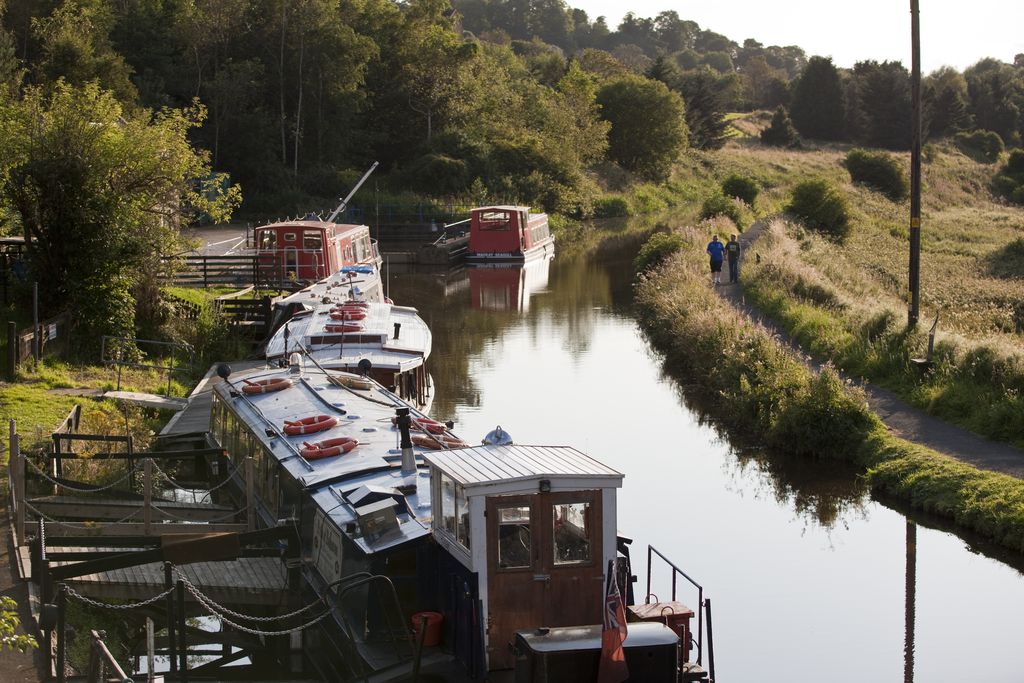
[465, 205, 554, 262]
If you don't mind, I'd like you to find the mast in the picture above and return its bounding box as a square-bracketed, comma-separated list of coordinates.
[326, 161, 379, 223]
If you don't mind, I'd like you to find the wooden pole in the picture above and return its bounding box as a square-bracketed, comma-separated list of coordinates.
[14, 433, 24, 545]
[6, 321, 16, 380]
[908, 0, 922, 326]
[32, 281, 39, 364]
[245, 457, 255, 532]
[143, 459, 152, 536]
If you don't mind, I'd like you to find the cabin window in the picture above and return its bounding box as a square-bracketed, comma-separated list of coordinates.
[283, 232, 297, 242]
[440, 473, 471, 550]
[303, 230, 323, 252]
[497, 506, 531, 569]
[478, 211, 512, 231]
[552, 501, 592, 565]
[258, 230, 277, 251]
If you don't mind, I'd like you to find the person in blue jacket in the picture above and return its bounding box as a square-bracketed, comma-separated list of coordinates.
[706, 235, 725, 285]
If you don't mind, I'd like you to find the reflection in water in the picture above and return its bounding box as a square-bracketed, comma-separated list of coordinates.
[468, 253, 552, 312]
[387, 219, 1024, 682]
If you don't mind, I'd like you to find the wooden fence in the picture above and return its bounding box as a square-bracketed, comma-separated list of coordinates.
[7, 311, 71, 377]
[161, 254, 258, 288]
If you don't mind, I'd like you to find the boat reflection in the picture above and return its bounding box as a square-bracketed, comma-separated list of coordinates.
[468, 251, 553, 312]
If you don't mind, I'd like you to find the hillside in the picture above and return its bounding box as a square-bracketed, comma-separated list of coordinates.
[684, 116, 1024, 445]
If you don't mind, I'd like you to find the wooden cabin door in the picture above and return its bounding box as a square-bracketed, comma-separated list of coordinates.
[486, 490, 603, 670]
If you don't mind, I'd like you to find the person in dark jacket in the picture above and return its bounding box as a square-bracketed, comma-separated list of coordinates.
[725, 234, 741, 283]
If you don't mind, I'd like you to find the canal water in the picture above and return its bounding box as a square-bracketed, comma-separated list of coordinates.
[387, 226, 1024, 683]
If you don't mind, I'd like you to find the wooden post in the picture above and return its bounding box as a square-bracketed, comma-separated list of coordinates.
[56, 583, 66, 683]
[165, 563, 177, 676]
[143, 459, 152, 535]
[245, 457, 255, 531]
[14, 433, 24, 545]
[146, 617, 156, 682]
[177, 580, 188, 682]
[6, 321, 15, 380]
[32, 281, 39, 364]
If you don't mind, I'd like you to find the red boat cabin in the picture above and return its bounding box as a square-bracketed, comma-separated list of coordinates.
[467, 206, 552, 261]
[255, 218, 377, 286]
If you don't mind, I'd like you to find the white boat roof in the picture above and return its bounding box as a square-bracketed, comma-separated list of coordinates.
[274, 266, 384, 308]
[265, 301, 431, 369]
[212, 364, 437, 552]
[421, 444, 622, 492]
[256, 219, 369, 234]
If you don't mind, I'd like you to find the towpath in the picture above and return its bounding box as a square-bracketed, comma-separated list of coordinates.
[715, 218, 1024, 478]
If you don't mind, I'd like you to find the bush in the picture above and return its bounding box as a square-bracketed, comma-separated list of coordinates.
[593, 196, 632, 218]
[993, 149, 1024, 205]
[721, 174, 759, 206]
[761, 105, 800, 147]
[787, 179, 851, 241]
[634, 231, 685, 272]
[954, 130, 1004, 163]
[700, 192, 747, 228]
[844, 149, 909, 201]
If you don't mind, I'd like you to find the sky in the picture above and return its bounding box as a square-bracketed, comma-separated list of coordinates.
[570, 0, 1024, 74]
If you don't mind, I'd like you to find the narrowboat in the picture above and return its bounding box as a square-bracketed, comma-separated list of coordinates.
[466, 206, 554, 262]
[207, 358, 705, 681]
[254, 218, 381, 288]
[262, 295, 433, 412]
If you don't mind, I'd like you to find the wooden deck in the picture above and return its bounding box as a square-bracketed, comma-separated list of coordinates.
[160, 360, 266, 439]
[19, 545, 287, 605]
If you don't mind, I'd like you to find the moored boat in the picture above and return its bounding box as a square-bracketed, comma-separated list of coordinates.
[208, 356, 710, 681]
[466, 205, 554, 262]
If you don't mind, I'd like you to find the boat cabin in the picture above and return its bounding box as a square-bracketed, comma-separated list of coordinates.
[255, 218, 377, 286]
[467, 206, 552, 261]
[421, 444, 622, 671]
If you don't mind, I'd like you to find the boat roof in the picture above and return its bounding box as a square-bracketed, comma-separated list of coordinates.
[421, 444, 622, 493]
[256, 219, 370, 234]
[474, 205, 532, 213]
[265, 301, 431, 369]
[212, 364, 437, 553]
[273, 264, 384, 308]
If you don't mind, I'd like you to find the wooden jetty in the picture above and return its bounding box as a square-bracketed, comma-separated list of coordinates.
[5, 406, 314, 682]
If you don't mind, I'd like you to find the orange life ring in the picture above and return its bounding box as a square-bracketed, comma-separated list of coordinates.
[411, 433, 468, 450]
[283, 415, 338, 436]
[300, 437, 358, 460]
[242, 378, 293, 395]
[391, 416, 447, 434]
[325, 322, 364, 333]
[329, 310, 367, 321]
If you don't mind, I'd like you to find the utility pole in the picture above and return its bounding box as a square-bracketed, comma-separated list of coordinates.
[908, 0, 922, 326]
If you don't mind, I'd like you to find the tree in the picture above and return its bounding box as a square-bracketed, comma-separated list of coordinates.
[965, 58, 1023, 146]
[0, 82, 240, 354]
[677, 68, 732, 150]
[924, 67, 973, 139]
[596, 74, 687, 181]
[761, 105, 799, 147]
[851, 60, 911, 149]
[0, 596, 35, 653]
[33, 0, 138, 105]
[790, 55, 845, 141]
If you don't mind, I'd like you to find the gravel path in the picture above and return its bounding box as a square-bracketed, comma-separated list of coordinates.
[716, 218, 1024, 478]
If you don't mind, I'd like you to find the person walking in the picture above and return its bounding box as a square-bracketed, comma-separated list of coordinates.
[706, 235, 725, 285]
[726, 234, 741, 283]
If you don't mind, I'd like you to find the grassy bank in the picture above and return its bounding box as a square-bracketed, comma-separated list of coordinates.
[635, 227, 1024, 552]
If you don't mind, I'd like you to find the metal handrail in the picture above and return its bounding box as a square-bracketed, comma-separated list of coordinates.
[646, 544, 709, 670]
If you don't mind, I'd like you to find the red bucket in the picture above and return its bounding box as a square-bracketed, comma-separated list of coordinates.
[411, 611, 443, 647]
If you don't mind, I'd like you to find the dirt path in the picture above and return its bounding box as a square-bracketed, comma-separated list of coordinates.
[716, 218, 1024, 478]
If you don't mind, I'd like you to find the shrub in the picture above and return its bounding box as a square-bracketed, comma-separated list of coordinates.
[761, 105, 800, 147]
[634, 231, 685, 272]
[844, 149, 909, 201]
[700, 192, 747, 228]
[787, 179, 851, 241]
[593, 196, 632, 218]
[954, 130, 1004, 163]
[993, 149, 1024, 205]
[721, 174, 759, 206]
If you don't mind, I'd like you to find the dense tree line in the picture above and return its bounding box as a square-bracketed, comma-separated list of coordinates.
[454, 0, 1024, 152]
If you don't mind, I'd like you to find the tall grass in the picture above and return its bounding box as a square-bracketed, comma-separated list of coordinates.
[635, 226, 1024, 552]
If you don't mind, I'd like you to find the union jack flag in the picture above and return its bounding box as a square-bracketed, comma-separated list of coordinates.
[598, 558, 629, 683]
